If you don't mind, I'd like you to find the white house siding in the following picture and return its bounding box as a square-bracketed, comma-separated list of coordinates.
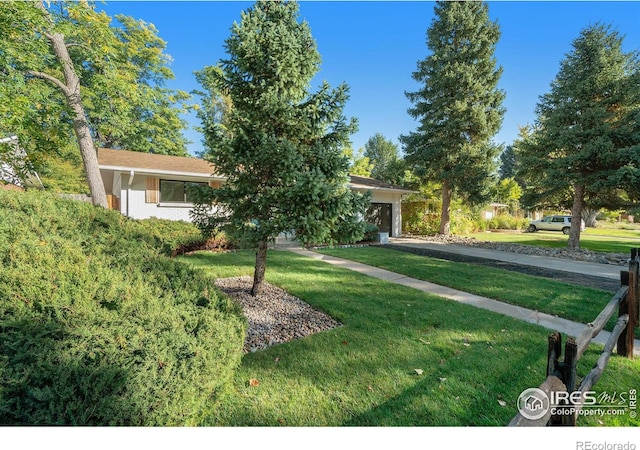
[117, 172, 197, 222]
[352, 189, 404, 237]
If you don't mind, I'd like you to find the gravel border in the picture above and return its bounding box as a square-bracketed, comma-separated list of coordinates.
[214, 276, 341, 353]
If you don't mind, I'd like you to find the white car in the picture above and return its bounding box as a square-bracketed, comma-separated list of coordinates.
[527, 215, 585, 234]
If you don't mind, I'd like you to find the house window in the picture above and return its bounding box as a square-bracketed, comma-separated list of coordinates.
[159, 180, 207, 203]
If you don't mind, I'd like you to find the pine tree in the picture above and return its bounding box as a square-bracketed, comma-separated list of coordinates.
[517, 24, 640, 249]
[401, 1, 505, 235]
[191, 0, 367, 296]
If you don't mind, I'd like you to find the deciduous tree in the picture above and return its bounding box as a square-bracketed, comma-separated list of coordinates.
[402, 1, 505, 235]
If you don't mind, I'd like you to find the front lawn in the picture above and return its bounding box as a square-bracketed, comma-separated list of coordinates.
[181, 250, 639, 426]
[464, 230, 640, 254]
[317, 246, 621, 332]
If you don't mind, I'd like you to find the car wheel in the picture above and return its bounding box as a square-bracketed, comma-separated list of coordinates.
[562, 227, 570, 235]
[527, 225, 536, 233]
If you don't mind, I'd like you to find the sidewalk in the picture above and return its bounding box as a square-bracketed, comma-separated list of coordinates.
[388, 237, 624, 280]
[284, 245, 640, 356]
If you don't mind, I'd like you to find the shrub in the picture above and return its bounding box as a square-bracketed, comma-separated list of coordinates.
[0, 190, 246, 425]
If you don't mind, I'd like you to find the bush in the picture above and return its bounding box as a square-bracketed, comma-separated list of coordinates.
[485, 214, 527, 231]
[0, 190, 246, 425]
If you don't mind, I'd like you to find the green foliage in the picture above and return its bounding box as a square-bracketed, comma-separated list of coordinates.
[0, 1, 191, 188]
[516, 24, 640, 213]
[363, 133, 405, 185]
[485, 214, 528, 231]
[0, 189, 245, 425]
[343, 147, 373, 177]
[136, 218, 204, 256]
[192, 1, 366, 250]
[402, 201, 441, 235]
[402, 1, 505, 232]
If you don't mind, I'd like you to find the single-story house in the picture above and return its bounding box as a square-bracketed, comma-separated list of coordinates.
[97, 148, 414, 237]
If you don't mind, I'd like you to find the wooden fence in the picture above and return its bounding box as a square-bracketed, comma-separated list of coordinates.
[509, 249, 639, 426]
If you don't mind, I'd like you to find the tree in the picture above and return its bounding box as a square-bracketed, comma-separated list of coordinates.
[401, 1, 505, 235]
[0, 2, 191, 201]
[191, 0, 367, 296]
[498, 145, 516, 180]
[0, 2, 107, 206]
[343, 147, 373, 177]
[516, 24, 640, 249]
[364, 133, 405, 184]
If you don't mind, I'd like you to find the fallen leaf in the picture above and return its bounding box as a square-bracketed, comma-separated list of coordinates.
[341, 340, 349, 346]
[463, 342, 470, 347]
[367, 386, 374, 392]
[278, 419, 286, 425]
[498, 399, 507, 407]
[414, 368, 424, 375]
[439, 377, 447, 382]
[248, 378, 260, 387]
[274, 357, 280, 364]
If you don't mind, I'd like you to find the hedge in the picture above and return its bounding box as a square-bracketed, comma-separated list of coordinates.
[0, 189, 246, 425]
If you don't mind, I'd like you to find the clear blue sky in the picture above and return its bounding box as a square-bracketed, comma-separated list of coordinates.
[99, 1, 640, 157]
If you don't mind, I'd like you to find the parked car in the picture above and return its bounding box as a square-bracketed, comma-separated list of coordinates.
[526, 215, 586, 234]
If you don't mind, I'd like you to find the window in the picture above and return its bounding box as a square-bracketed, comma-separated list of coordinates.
[552, 217, 565, 223]
[159, 180, 207, 203]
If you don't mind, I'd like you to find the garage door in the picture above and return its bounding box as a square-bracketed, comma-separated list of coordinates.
[366, 203, 392, 236]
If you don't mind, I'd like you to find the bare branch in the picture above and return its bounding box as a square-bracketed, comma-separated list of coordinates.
[26, 70, 71, 96]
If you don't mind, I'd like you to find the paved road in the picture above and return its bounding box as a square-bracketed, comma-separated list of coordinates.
[386, 238, 624, 292]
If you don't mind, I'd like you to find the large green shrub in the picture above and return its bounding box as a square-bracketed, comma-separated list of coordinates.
[0, 190, 246, 425]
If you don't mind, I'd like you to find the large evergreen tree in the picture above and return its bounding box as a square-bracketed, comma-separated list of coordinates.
[516, 24, 640, 249]
[401, 1, 505, 235]
[191, 0, 367, 296]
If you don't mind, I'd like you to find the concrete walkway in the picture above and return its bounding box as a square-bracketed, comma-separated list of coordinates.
[283, 244, 640, 356]
[388, 237, 625, 280]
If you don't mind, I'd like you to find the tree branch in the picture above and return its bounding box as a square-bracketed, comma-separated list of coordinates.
[66, 42, 92, 52]
[27, 70, 71, 97]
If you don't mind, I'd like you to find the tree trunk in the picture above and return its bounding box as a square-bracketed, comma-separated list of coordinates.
[439, 180, 452, 235]
[251, 240, 268, 297]
[582, 207, 598, 228]
[35, 3, 107, 208]
[568, 184, 585, 250]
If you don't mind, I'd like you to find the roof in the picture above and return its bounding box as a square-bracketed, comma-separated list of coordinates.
[97, 149, 414, 193]
[97, 148, 220, 178]
[348, 174, 416, 194]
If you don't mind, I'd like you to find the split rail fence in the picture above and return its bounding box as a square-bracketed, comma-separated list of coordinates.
[509, 249, 639, 426]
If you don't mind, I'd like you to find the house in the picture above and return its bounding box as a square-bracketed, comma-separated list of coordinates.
[97, 148, 414, 236]
[0, 135, 44, 190]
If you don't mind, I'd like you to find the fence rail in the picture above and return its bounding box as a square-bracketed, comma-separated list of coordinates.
[509, 249, 639, 426]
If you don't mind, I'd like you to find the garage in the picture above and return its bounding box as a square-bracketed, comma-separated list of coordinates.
[366, 202, 393, 236]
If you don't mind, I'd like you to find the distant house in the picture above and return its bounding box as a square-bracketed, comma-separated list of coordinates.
[97, 148, 414, 236]
[0, 135, 43, 190]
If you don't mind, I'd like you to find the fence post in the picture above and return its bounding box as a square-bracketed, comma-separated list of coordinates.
[547, 331, 562, 377]
[618, 249, 638, 359]
[561, 338, 578, 426]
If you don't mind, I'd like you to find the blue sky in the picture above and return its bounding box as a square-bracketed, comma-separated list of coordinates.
[99, 1, 640, 157]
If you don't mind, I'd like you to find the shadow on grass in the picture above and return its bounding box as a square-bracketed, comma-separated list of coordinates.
[186, 250, 555, 426]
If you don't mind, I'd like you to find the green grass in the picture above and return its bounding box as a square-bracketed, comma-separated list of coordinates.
[317, 246, 627, 333]
[181, 250, 639, 426]
[464, 230, 640, 254]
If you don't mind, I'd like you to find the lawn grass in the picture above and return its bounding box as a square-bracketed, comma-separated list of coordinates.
[180, 250, 639, 426]
[317, 246, 626, 333]
[464, 230, 640, 254]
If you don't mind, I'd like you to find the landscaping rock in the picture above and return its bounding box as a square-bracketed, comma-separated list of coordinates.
[214, 276, 341, 353]
[404, 234, 630, 266]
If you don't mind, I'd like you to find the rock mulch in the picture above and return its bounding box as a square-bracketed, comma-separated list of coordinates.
[405, 233, 630, 266]
[214, 276, 341, 353]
